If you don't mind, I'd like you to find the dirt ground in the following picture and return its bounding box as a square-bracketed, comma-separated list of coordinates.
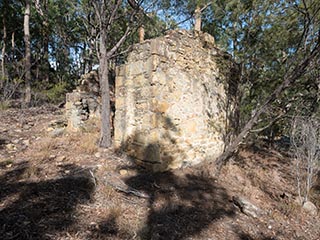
[0, 107, 319, 240]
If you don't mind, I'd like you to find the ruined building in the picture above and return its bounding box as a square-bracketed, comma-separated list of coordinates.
[114, 30, 239, 171]
[65, 71, 102, 131]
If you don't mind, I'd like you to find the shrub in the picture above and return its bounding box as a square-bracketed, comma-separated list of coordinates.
[45, 82, 70, 104]
[291, 116, 320, 204]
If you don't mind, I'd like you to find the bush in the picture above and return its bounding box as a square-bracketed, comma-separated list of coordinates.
[45, 82, 70, 104]
[291, 116, 320, 204]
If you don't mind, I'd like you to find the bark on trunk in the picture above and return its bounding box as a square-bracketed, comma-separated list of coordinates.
[1, 0, 8, 86]
[194, 6, 201, 32]
[98, 28, 112, 148]
[43, 20, 49, 82]
[24, 0, 31, 104]
[215, 43, 320, 172]
[43, 0, 49, 82]
[139, 26, 145, 43]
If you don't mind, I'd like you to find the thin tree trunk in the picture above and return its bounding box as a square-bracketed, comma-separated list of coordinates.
[1, 0, 8, 86]
[43, 23, 49, 82]
[139, 26, 145, 42]
[99, 26, 112, 148]
[24, 0, 32, 104]
[42, 0, 49, 82]
[194, 6, 201, 31]
[92, 0, 137, 148]
[34, 0, 49, 82]
[215, 43, 320, 172]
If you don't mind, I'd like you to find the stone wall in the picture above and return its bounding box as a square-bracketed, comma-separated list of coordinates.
[114, 30, 239, 171]
[65, 71, 101, 131]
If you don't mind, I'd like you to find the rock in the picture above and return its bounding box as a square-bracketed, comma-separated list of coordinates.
[12, 139, 20, 144]
[232, 196, 263, 218]
[303, 201, 317, 215]
[119, 169, 128, 176]
[49, 127, 65, 137]
[46, 127, 54, 132]
[6, 143, 16, 150]
[94, 152, 101, 158]
[56, 156, 66, 162]
[23, 124, 31, 130]
[22, 139, 30, 146]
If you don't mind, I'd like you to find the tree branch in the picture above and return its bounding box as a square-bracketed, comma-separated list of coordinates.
[214, 42, 320, 173]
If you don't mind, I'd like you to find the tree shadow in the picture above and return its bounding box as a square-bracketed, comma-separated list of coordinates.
[0, 138, 6, 150]
[110, 117, 237, 239]
[125, 169, 235, 240]
[0, 162, 95, 240]
[235, 230, 276, 240]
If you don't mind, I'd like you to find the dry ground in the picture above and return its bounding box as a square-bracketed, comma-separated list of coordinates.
[0, 107, 319, 240]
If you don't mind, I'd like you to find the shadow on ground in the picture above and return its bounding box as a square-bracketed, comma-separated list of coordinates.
[0, 161, 95, 240]
[0, 138, 6, 150]
[126, 169, 235, 240]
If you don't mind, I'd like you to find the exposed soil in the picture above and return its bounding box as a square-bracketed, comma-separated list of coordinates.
[0, 107, 319, 240]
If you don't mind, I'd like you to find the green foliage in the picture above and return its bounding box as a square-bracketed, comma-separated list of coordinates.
[201, 0, 320, 137]
[0, 101, 10, 110]
[45, 82, 70, 103]
[32, 81, 72, 105]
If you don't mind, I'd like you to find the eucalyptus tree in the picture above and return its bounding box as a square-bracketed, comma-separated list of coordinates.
[201, 0, 320, 170]
[78, 0, 159, 147]
[1, 0, 9, 85]
[23, 0, 31, 104]
[0, 0, 25, 101]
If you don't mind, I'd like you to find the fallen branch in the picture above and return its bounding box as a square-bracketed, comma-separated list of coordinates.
[103, 172, 149, 199]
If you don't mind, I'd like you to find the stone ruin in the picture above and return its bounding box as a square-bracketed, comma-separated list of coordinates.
[65, 30, 239, 171]
[65, 71, 102, 131]
[114, 30, 239, 171]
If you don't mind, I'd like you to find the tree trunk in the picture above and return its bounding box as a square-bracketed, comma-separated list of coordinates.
[34, 0, 49, 82]
[215, 43, 320, 172]
[194, 6, 201, 31]
[24, 0, 32, 104]
[139, 26, 145, 43]
[42, 0, 49, 82]
[1, 0, 8, 86]
[43, 21, 50, 82]
[98, 28, 112, 148]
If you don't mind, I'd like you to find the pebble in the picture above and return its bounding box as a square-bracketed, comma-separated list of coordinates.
[22, 139, 30, 145]
[6, 143, 16, 150]
[49, 127, 65, 137]
[119, 169, 128, 176]
[46, 127, 54, 132]
[56, 156, 66, 162]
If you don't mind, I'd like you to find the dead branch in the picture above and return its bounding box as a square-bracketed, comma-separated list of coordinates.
[103, 172, 149, 199]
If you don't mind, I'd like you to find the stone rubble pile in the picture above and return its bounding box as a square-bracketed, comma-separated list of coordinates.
[65, 71, 101, 131]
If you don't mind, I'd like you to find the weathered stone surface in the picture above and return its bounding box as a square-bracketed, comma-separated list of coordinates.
[114, 30, 239, 171]
[49, 127, 65, 138]
[303, 201, 318, 216]
[233, 196, 264, 218]
[65, 71, 101, 131]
